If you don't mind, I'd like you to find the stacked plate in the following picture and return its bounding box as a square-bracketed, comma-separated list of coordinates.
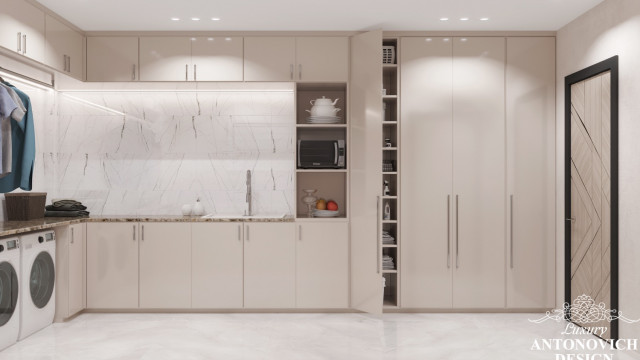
[312, 209, 340, 218]
[307, 116, 342, 124]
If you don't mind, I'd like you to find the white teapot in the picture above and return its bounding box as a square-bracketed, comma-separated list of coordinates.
[306, 96, 341, 117]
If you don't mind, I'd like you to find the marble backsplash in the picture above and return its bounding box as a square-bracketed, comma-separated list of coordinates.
[52, 88, 296, 216]
[0, 81, 297, 218]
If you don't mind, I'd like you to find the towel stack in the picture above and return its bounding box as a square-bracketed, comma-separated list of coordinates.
[382, 255, 395, 270]
[45, 199, 90, 217]
[382, 230, 395, 245]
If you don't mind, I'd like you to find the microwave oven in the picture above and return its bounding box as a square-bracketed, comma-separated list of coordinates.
[297, 140, 346, 169]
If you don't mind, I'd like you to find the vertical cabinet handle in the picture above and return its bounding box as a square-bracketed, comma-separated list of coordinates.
[194, 64, 197, 81]
[23, 34, 26, 55]
[132, 65, 136, 80]
[298, 225, 302, 241]
[185, 64, 188, 81]
[455, 195, 459, 269]
[17, 32, 21, 53]
[246, 225, 249, 241]
[290, 64, 293, 80]
[67, 55, 71, 72]
[510, 194, 514, 269]
[238, 225, 242, 241]
[70, 227, 74, 244]
[298, 64, 302, 80]
[447, 195, 451, 268]
[133, 225, 136, 241]
[141, 225, 144, 241]
[63, 55, 67, 71]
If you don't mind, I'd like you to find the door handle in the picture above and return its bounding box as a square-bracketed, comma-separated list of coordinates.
[63, 55, 67, 72]
[299, 225, 302, 241]
[290, 64, 294, 80]
[71, 227, 74, 244]
[194, 64, 197, 81]
[246, 225, 250, 241]
[185, 64, 189, 81]
[133, 225, 136, 241]
[17, 32, 21, 53]
[510, 194, 514, 269]
[23, 34, 27, 55]
[447, 195, 451, 268]
[298, 64, 302, 80]
[141, 225, 144, 241]
[132, 65, 136, 81]
[238, 225, 242, 241]
[455, 195, 459, 269]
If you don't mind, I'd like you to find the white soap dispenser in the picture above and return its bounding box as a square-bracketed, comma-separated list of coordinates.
[193, 198, 205, 216]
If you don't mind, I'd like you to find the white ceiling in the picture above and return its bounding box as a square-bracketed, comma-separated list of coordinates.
[35, 0, 604, 32]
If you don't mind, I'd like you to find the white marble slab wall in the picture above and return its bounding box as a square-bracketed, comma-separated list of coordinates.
[53, 89, 296, 216]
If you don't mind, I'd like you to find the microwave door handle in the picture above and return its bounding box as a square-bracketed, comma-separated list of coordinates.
[334, 142, 338, 165]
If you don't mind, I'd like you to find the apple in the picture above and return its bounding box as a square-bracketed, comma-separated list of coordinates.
[316, 199, 327, 210]
[327, 200, 338, 211]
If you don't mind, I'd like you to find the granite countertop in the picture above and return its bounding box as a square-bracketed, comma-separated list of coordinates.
[0, 215, 295, 237]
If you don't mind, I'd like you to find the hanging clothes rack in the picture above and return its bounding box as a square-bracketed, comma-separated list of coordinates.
[0, 66, 54, 89]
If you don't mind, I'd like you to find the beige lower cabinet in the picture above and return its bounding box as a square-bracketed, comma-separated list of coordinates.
[139, 223, 191, 308]
[87, 222, 139, 309]
[296, 221, 348, 308]
[54, 223, 86, 321]
[192, 223, 244, 308]
[244, 222, 295, 308]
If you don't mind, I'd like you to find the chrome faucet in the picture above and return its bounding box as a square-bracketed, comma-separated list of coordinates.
[245, 170, 252, 216]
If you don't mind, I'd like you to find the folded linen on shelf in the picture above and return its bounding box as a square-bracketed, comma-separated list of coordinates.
[46, 203, 87, 211]
[382, 255, 395, 270]
[44, 199, 90, 217]
[382, 230, 395, 244]
[44, 210, 90, 217]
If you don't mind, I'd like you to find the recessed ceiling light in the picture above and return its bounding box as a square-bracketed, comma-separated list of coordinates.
[460, 17, 469, 21]
[225, 37, 232, 41]
[191, 17, 200, 21]
[440, 17, 449, 21]
[207, 37, 214, 41]
[460, 38, 468, 42]
[443, 38, 450, 42]
[480, 17, 489, 21]
[171, 17, 180, 21]
[425, 38, 432, 42]
[211, 17, 221, 21]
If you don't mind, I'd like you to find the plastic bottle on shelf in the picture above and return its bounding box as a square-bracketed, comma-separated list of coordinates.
[384, 202, 391, 220]
[383, 180, 391, 196]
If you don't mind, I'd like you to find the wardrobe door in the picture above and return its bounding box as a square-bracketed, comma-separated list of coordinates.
[452, 37, 506, 308]
[400, 37, 454, 308]
[506, 37, 556, 309]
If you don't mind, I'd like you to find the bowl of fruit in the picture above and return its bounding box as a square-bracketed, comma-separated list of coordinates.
[313, 198, 340, 217]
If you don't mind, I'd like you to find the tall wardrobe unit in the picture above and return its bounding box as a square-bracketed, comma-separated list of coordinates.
[400, 37, 555, 309]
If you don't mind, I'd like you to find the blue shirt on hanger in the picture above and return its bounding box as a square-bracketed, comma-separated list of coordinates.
[0, 82, 35, 192]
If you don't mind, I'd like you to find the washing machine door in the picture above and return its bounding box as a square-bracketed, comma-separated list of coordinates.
[30, 252, 55, 309]
[0, 261, 18, 326]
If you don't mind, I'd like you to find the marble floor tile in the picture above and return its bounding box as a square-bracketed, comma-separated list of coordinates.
[1, 313, 639, 360]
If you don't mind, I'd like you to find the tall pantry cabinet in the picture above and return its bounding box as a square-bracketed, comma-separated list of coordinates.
[400, 37, 555, 309]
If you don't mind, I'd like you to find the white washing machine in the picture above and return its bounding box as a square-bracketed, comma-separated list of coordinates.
[0, 237, 20, 351]
[19, 231, 55, 341]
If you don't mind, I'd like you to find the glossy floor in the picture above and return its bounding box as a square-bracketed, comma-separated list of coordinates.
[2, 313, 640, 360]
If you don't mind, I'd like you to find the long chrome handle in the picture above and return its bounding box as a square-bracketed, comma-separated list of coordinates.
[299, 225, 302, 241]
[238, 225, 242, 241]
[246, 225, 250, 241]
[141, 225, 145, 241]
[23, 34, 26, 55]
[17, 32, 21, 52]
[132, 65, 136, 80]
[447, 195, 451, 268]
[133, 225, 136, 241]
[298, 64, 302, 80]
[334, 142, 338, 165]
[376, 196, 381, 274]
[68, 55, 71, 72]
[71, 227, 74, 244]
[510, 194, 514, 269]
[455, 195, 459, 269]
[185, 64, 188, 81]
[63, 55, 67, 71]
[194, 64, 197, 81]
[290, 64, 293, 80]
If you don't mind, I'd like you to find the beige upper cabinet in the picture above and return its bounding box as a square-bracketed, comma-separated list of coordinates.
[244, 37, 296, 81]
[400, 37, 454, 309]
[44, 15, 83, 79]
[87, 223, 139, 309]
[244, 222, 295, 308]
[295, 37, 348, 82]
[87, 37, 139, 81]
[139, 223, 191, 309]
[0, 0, 46, 62]
[296, 221, 348, 308]
[506, 37, 556, 309]
[452, 37, 506, 309]
[191, 37, 243, 81]
[139, 37, 191, 81]
[192, 223, 244, 308]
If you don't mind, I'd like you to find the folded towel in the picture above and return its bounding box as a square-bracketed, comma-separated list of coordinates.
[46, 204, 87, 211]
[45, 210, 90, 217]
[52, 199, 84, 207]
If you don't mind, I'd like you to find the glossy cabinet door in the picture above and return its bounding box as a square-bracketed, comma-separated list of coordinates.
[244, 37, 295, 81]
[349, 30, 383, 314]
[139, 37, 192, 81]
[191, 37, 243, 81]
[452, 37, 506, 308]
[68, 223, 86, 316]
[139, 223, 191, 308]
[243, 222, 295, 308]
[87, 37, 139, 81]
[192, 223, 244, 308]
[296, 221, 348, 308]
[87, 223, 139, 309]
[400, 37, 454, 308]
[44, 15, 83, 79]
[0, 0, 45, 62]
[295, 37, 348, 82]
[506, 37, 556, 309]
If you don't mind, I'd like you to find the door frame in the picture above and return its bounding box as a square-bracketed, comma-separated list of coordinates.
[564, 55, 619, 341]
